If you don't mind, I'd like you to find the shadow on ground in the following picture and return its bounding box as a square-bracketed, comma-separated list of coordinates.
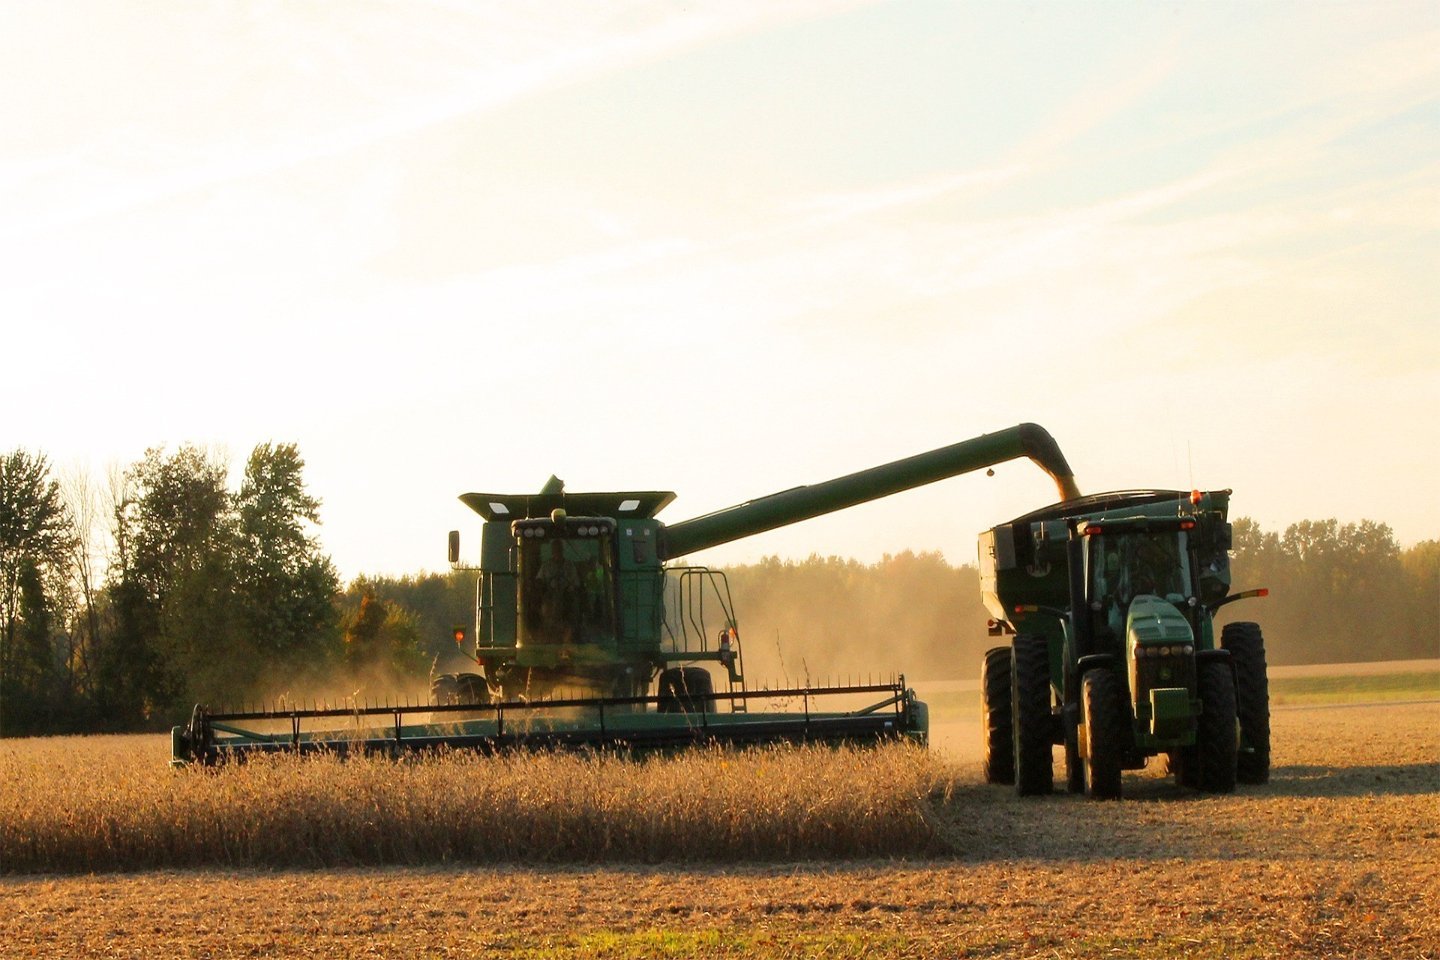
[1262, 762, 1440, 798]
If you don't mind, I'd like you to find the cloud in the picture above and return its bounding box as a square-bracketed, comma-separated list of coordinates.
[790, 164, 1034, 225]
[1, 1, 867, 238]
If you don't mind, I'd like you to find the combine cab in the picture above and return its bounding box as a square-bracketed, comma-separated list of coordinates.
[173, 423, 1081, 764]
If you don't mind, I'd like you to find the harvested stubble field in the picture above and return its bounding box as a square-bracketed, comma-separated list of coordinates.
[2, 689, 1437, 958]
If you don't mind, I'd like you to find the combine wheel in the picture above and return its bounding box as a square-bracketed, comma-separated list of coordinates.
[429, 673, 459, 706]
[1222, 622, 1270, 784]
[454, 673, 490, 705]
[981, 646, 1015, 784]
[657, 666, 713, 714]
[1011, 633, 1054, 796]
[1081, 669, 1124, 799]
[1191, 660, 1238, 794]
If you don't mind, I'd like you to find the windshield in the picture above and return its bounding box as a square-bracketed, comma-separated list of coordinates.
[1089, 530, 1192, 607]
[518, 535, 617, 644]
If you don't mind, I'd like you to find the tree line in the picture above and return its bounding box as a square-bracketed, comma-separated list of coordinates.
[2, 442, 1435, 736]
[0, 445, 429, 736]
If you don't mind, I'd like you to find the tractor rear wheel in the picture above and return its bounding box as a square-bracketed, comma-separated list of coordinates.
[1081, 668, 1124, 800]
[981, 646, 1015, 785]
[1191, 660, 1238, 794]
[657, 666, 713, 714]
[1012, 634, 1054, 796]
[1222, 622, 1271, 784]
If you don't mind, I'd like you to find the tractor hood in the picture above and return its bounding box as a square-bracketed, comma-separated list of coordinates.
[1126, 595, 1195, 650]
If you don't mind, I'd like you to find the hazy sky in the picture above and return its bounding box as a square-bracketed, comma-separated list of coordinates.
[4, 1, 1436, 580]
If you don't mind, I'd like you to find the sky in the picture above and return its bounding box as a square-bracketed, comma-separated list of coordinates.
[3, 1, 1437, 581]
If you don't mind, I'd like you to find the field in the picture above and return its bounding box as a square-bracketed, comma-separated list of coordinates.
[2, 664, 1437, 958]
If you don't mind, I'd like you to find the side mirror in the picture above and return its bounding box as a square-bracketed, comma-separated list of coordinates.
[447, 530, 460, 565]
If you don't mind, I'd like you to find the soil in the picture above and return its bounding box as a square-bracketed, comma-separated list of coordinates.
[2, 700, 1436, 959]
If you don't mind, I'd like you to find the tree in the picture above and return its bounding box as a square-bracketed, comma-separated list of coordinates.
[1400, 540, 1439, 657]
[109, 445, 235, 719]
[337, 570, 474, 671]
[232, 443, 341, 671]
[1227, 516, 1420, 663]
[55, 466, 108, 718]
[341, 587, 428, 691]
[0, 450, 75, 734]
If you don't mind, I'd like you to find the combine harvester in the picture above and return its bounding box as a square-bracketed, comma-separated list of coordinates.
[172, 423, 1079, 764]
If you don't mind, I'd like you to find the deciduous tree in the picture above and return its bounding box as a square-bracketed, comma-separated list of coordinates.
[0, 450, 74, 734]
[233, 443, 341, 669]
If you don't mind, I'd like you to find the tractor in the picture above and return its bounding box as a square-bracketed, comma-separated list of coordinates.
[977, 489, 1270, 799]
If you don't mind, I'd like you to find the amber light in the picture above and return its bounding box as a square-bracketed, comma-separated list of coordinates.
[1190, 489, 1202, 505]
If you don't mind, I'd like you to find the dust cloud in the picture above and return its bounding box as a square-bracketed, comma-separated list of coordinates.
[718, 552, 997, 689]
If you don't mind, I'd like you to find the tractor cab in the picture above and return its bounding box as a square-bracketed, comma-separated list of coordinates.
[1080, 517, 1199, 652]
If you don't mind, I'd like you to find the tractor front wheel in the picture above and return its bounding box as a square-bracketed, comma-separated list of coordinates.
[981, 646, 1015, 785]
[1222, 621, 1271, 784]
[1081, 668, 1124, 799]
[1012, 634, 1054, 796]
[1190, 660, 1238, 794]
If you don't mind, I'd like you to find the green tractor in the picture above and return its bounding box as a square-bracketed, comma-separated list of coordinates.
[978, 489, 1270, 799]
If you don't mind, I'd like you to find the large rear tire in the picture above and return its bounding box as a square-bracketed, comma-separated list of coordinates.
[1081, 669, 1124, 800]
[1012, 634, 1054, 796]
[1192, 659, 1238, 794]
[1222, 622, 1270, 784]
[981, 646, 1015, 785]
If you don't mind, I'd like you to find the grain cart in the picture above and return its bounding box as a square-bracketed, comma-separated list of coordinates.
[173, 423, 1079, 764]
[976, 489, 1269, 799]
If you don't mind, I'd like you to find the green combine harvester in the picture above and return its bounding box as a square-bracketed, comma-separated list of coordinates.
[977, 489, 1270, 799]
[172, 423, 1080, 764]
